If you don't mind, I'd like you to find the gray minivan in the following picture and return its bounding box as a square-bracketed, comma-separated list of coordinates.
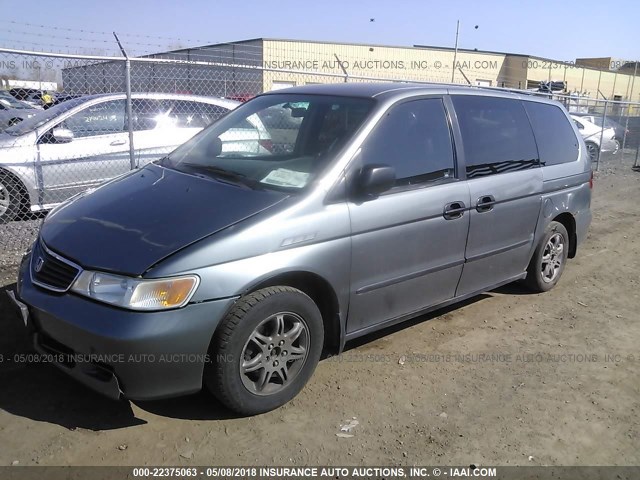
[10, 83, 592, 415]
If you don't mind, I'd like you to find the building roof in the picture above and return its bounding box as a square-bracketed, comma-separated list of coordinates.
[161, 38, 622, 74]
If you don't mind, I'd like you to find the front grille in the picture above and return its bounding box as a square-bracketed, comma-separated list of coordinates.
[31, 240, 81, 292]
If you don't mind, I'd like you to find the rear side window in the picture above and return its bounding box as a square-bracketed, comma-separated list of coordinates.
[524, 102, 579, 166]
[362, 98, 455, 187]
[170, 100, 230, 128]
[452, 95, 539, 178]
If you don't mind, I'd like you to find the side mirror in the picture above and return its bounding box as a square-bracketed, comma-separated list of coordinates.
[207, 137, 222, 157]
[356, 164, 396, 197]
[52, 127, 74, 143]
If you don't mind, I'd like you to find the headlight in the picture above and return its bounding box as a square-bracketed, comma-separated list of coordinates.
[71, 271, 199, 311]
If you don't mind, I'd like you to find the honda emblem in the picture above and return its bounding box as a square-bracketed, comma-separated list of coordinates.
[34, 256, 45, 273]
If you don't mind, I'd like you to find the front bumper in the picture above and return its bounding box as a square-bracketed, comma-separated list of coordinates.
[14, 253, 237, 401]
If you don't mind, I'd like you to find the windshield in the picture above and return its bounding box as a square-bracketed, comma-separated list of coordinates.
[0, 92, 33, 110]
[4, 96, 91, 136]
[160, 94, 374, 191]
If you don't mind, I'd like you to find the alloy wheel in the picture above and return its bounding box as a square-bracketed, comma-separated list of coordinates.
[541, 232, 565, 283]
[586, 142, 598, 161]
[0, 181, 10, 217]
[240, 312, 309, 396]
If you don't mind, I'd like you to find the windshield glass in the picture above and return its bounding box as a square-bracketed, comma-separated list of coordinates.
[4, 96, 90, 136]
[0, 93, 31, 110]
[160, 94, 374, 191]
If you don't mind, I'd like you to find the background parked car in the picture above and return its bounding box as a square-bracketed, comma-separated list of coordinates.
[18, 91, 48, 109]
[570, 114, 617, 161]
[50, 92, 82, 106]
[0, 91, 40, 130]
[571, 113, 629, 152]
[9, 87, 41, 102]
[0, 92, 270, 222]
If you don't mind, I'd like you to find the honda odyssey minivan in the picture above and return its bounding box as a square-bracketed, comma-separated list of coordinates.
[10, 83, 592, 415]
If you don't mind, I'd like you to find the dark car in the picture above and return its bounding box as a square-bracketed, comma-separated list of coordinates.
[9, 87, 41, 101]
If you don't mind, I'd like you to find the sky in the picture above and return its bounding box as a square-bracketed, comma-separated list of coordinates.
[0, 0, 638, 61]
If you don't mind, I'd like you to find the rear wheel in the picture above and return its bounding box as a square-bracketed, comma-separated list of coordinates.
[0, 172, 25, 224]
[524, 221, 569, 293]
[585, 141, 599, 162]
[205, 286, 324, 415]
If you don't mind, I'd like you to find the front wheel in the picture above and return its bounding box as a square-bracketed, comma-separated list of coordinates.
[0, 172, 25, 224]
[205, 286, 324, 415]
[524, 221, 569, 293]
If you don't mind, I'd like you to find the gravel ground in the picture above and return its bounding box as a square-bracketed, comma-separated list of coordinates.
[0, 153, 638, 467]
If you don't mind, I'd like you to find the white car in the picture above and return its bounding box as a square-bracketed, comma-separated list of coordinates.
[0, 92, 271, 222]
[570, 114, 617, 161]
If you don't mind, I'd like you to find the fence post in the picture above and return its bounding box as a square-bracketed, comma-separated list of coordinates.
[113, 33, 136, 170]
[621, 61, 638, 160]
[596, 100, 608, 171]
[124, 58, 136, 170]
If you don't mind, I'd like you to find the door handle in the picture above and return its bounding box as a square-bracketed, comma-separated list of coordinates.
[443, 201, 466, 220]
[476, 195, 496, 213]
[110, 139, 127, 146]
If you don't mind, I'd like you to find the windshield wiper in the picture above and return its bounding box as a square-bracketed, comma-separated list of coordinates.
[180, 162, 262, 189]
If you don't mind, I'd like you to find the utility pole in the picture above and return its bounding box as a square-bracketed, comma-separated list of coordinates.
[452, 20, 460, 83]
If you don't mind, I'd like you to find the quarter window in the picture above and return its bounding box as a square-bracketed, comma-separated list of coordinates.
[524, 102, 579, 166]
[131, 99, 230, 131]
[451, 95, 539, 178]
[361, 99, 455, 187]
[170, 101, 229, 128]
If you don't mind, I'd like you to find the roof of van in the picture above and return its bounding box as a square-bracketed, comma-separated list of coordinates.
[262, 82, 549, 102]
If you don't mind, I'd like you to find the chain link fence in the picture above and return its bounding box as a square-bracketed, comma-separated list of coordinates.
[1, 47, 640, 271]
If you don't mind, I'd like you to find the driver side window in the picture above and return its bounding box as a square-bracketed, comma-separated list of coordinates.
[361, 98, 456, 188]
[60, 100, 126, 138]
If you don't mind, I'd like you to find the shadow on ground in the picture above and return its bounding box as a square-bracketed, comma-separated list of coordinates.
[0, 283, 146, 430]
[344, 293, 492, 351]
[492, 281, 538, 296]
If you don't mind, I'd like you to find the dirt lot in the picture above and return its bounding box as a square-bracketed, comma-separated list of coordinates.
[0, 154, 638, 467]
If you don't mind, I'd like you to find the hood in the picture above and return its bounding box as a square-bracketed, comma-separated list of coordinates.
[0, 131, 35, 146]
[40, 164, 289, 275]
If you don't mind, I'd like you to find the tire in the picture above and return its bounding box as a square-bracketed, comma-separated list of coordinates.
[585, 141, 599, 162]
[524, 221, 569, 293]
[0, 172, 25, 224]
[613, 139, 621, 155]
[205, 286, 324, 415]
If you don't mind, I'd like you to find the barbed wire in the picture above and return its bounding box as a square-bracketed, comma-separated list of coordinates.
[0, 20, 217, 46]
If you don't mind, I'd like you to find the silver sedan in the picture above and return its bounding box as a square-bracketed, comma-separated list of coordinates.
[0, 92, 270, 222]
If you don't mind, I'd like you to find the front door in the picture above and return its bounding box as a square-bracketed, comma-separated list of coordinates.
[347, 97, 470, 334]
[36, 99, 129, 205]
